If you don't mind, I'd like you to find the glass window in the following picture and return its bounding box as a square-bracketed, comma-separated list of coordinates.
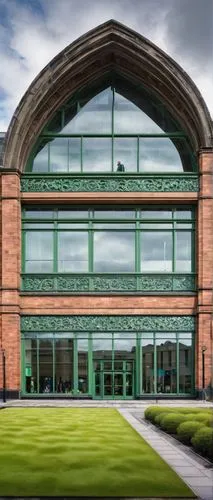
[32, 142, 48, 172]
[25, 231, 53, 272]
[49, 138, 68, 172]
[25, 339, 37, 393]
[114, 92, 163, 133]
[62, 88, 112, 134]
[68, 138, 81, 172]
[39, 339, 53, 393]
[141, 231, 172, 272]
[58, 209, 88, 219]
[179, 336, 193, 394]
[94, 231, 135, 272]
[24, 210, 54, 219]
[175, 231, 192, 272]
[94, 209, 135, 219]
[78, 338, 88, 394]
[142, 337, 154, 393]
[55, 339, 74, 394]
[141, 209, 172, 219]
[83, 138, 112, 172]
[156, 337, 177, 393]
[58, 232, 88, 272]
[139, 138, 183, 172]
[114, 138, 137, 172]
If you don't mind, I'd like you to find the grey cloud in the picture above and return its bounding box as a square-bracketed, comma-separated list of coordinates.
[164, 0, 213, 64]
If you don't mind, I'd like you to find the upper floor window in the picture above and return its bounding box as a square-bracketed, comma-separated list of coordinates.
[22, 206, 195, 274]
[28, 79, 196, 173]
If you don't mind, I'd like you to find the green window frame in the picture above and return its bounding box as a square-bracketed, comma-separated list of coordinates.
[21, 329, 195, 398]
[22, 206, 195, 276]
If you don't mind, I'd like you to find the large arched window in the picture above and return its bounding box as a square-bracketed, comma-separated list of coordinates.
[28, 78, 196, 173]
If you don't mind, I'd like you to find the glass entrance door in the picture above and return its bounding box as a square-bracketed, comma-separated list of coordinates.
[93, 360, 134, 399]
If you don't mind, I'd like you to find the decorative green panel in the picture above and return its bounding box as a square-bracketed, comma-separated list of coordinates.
[21, 174, 198, 193]
[21, 315, 195, 332]
[21, 273, 196, 292]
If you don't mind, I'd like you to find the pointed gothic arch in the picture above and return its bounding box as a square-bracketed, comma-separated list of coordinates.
[3, 19, 213, 172]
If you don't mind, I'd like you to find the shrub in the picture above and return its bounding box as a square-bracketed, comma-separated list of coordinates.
[160, 413, 187, 433]
[191, 427, 213, 460]
[177, 420, 204, 445]
[192, 413, 213, 426]
[144, 407, 176, 423]
[155, 412, 168, 425]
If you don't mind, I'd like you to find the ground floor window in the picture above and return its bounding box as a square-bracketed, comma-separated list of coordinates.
[22, 331, 194, 398]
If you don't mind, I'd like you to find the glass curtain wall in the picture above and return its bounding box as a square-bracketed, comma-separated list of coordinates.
[22, 206, 195, 274]
[22, 331, 194, 397]
[29, 84, 196, 173]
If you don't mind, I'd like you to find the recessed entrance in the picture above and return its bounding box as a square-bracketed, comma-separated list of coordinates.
[94, 360, 134, 399]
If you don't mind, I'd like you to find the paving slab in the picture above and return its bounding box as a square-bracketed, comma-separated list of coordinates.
[119, 408, 213, 500]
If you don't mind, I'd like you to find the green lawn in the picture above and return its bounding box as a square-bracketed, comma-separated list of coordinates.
[0, 408, 195, 497]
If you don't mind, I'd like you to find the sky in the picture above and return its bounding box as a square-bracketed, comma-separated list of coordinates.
[0, 0, 212, 132]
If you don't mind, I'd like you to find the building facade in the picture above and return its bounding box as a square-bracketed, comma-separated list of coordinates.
[0, 21, 213, 399]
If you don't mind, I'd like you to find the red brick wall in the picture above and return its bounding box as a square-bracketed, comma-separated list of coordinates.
[197, 151, 213, 392]
[1, 152, 213, 396]
[0, 173, 21, 393]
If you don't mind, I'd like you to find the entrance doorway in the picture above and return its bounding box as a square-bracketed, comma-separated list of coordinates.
[93, 360, 134, 399]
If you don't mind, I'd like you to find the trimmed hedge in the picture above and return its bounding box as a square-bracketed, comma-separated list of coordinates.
[191, 427, 213, 460]
[160, 413, 187, 433]
[154, 412, 168, 425]
[192, 413, 213, 426]
[144, 407, 175, 423]
[177, 420, 204, 445]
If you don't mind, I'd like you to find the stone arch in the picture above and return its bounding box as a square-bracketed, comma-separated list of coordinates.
[3, 19, 213, 172]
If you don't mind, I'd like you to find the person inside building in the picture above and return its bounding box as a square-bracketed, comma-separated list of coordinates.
[116, 160, 125, 172]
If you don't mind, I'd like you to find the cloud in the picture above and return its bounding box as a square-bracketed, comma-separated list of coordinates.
[0, 0, 212, 132]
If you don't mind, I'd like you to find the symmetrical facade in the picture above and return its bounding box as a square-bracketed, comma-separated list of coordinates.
[0, 20, 213, 399]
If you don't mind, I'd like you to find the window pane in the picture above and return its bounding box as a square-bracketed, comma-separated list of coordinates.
[156, 337, 177, 393]
[55, 339, 74, 394]
[49, 138, 68, 172]
[25, 231, 53, 272]
[139, 138, 183, 172]
[175, 209, 193, 219]
[114, 138, 137, 172]
[94, 210, 135, 219]
[93, 335, 113, 361]
[58, 232, 88, 271]
[58, 210, 88, 219]
[83, 138, 112, 172]
[141, 210, 172, 219]
[62, 88, 112, 134]
[179, 337, 193, 394]
[68, 138, 81, 172]
[24, 210, 54, 219]
[32, 142, 48, 172]
[39, 339, 53, 393]
[78, 338, 88, 394]
[142, 337, 154, 393]
[176, 231, 192, 271]
[94, 224, 135, 229]
[25, 339, 37, 393]
[141, 231, 172, 272]
[114, 92, 162, 133]
[94, 231, 135, 272]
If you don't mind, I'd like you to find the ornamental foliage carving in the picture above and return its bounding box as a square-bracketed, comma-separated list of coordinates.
[21, 274, 196, 292]
[21, 315, 195, 332]
[21, 175, 198, 193]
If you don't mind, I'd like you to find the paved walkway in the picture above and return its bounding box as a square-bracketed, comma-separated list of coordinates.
[119, 409, 213, 500]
